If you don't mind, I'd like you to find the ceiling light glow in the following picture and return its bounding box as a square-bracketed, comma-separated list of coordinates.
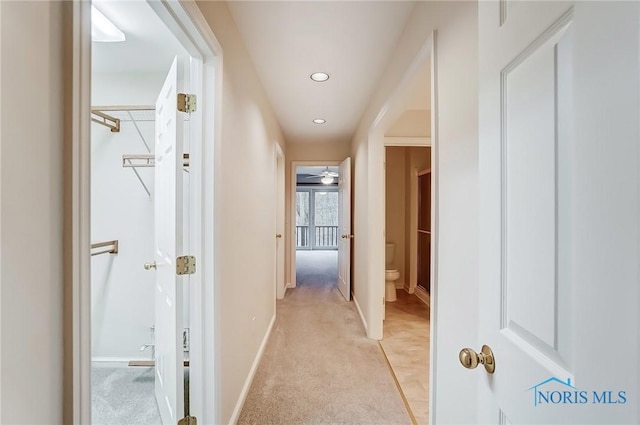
[310, 72, 330, 82]
[321, 176, 334, 185]
[92, 5, 126, 43]
[313, 119, 326, 124]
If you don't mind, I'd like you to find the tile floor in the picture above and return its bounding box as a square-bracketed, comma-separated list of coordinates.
[380, 289, 430, 425]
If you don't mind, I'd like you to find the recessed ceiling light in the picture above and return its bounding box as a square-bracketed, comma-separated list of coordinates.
[313, 119, 326, 124]
[310, 72, 330, 82]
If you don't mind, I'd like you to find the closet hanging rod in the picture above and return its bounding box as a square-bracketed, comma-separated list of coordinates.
[91, 240, 119, 257]
[91, 106, 156, 132]
[91, 110, 120, 133]
[122, 153, 190, 168]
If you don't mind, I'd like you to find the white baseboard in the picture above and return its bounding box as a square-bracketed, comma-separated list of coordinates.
[286, 282, 295, 289]
[228, 314, 276, 425]
[415, 286, 430, 306]
[395, 281, 405, 289]
[353, 295, 368, 333]
[91, 356, 152, 367]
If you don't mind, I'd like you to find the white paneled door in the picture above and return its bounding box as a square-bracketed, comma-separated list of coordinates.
[154, 56, 185, 425]
[337, 157, 352, 301]
[477, 2, 638, 424]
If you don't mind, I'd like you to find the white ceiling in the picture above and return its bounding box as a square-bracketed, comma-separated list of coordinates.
[227, 1, 417, 145]
[92, 0, 187, 74]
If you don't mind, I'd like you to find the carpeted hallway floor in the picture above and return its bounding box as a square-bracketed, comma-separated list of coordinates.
[238, 250, 412, 425]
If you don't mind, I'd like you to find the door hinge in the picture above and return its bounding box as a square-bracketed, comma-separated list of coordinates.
[178, 416, 197, 425]
[177, 93, 197, 113]
[176, 255, 196, 275]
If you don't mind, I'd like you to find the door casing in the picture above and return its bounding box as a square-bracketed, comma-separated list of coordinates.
[289, 160, 341, 288]
[365, 32, 439, 422]
[68, 1, 223, 423]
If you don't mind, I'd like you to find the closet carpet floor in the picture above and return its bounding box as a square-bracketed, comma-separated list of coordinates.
[92, 366, 161, 425]
[237, 250, 411, 425]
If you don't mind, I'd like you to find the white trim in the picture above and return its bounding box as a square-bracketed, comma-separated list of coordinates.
[91, 357, 151, 364]
[384, 136, 431, 147]
[0, 2, 3, 420]
[227, 314, 276, 425]
[289, 160, 341, 288]
[414, 286, 431, 307]
[353, 295, 368, 334]
[90, 360, 132, 369]
[428, 31, 440, 425]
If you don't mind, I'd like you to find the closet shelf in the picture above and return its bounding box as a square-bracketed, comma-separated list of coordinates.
[91, 240, 119, 257]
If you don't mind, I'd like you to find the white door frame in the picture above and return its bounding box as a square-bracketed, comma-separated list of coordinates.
[69, 1, 223, 423]
[289, 160, 341, 289]
[366, 32, 438, 420]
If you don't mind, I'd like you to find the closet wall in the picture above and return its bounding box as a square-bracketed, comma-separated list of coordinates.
[91, 72, 165, 362]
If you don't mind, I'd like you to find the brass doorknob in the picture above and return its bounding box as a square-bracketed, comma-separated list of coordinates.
[144, 261, 157, 270]
[276, 234, 282, 239]
[459, 345, 495, 374]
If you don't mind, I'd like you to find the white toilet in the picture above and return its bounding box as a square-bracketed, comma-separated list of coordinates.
[385, 243, 400, 302]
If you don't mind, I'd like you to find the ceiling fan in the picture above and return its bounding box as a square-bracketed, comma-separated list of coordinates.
[305, 166, 339, 184]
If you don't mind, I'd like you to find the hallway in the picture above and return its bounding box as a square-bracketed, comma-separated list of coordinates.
[238, 251, 411, 424]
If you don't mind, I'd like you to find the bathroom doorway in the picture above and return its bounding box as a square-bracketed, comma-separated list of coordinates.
[378, 55, 432, 425]
[382, 145, 431, 425]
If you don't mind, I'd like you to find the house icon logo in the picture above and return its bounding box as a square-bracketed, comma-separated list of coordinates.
[527, 377, 577, 406]
[527, 377, 627, 406]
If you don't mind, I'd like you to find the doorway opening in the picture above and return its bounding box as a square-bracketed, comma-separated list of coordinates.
[371, 41, 434, 425]
[90, 2, 191, 423]
[79, 1, 221, 424]
[294, 165, 340, 292]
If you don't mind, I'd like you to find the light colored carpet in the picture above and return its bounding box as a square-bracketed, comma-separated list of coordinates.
[238, 250, 412, 425]
[91, 366, 160, 425]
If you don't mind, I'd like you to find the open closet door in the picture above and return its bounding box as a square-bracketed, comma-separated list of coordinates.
[337, 157, 352, 301]
[153, 56, 185, 425]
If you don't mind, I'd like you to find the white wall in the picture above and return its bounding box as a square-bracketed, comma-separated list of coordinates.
[90, 73, 162, 361]
[195, 2, 287, 423]
[0, 2, 65, 423]
[351, 2, 478, 423]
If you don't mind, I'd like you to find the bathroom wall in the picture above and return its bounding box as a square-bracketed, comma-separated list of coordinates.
[385, 146, 430, 291]
[385, 147, 407, 287]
